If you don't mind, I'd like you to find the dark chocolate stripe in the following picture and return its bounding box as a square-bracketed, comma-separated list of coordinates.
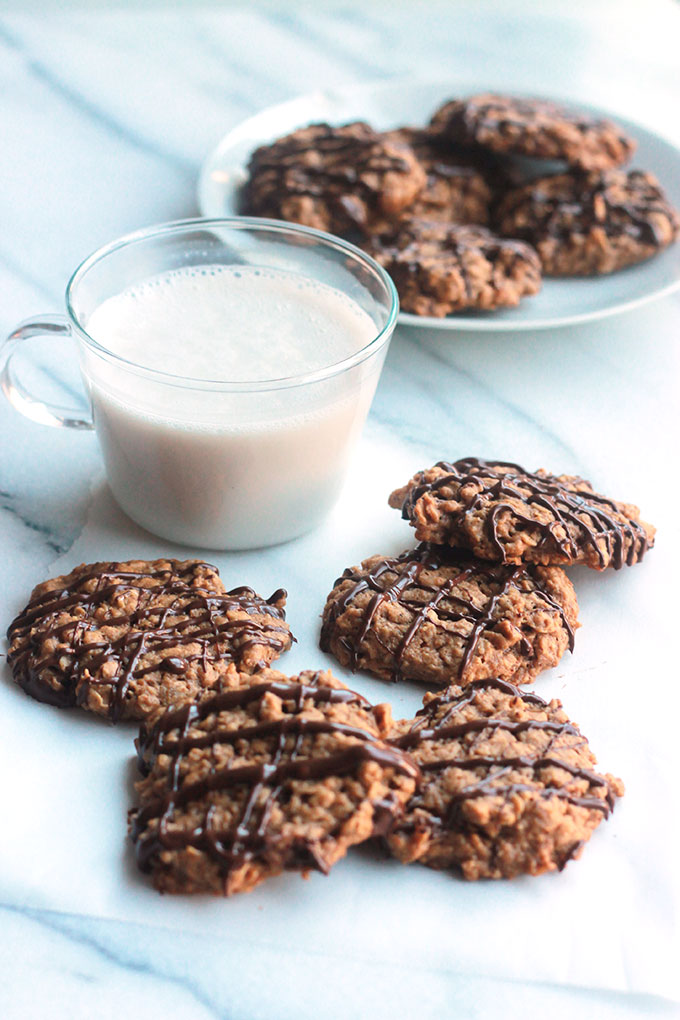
[393, 717, 580, 750]
[246, 123, 414, 227]
[138, 677, 371, 761]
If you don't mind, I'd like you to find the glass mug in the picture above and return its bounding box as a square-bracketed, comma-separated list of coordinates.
[0, 218, 398, 550]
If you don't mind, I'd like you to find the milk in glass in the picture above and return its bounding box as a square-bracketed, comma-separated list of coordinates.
[83, 265, 381, 548]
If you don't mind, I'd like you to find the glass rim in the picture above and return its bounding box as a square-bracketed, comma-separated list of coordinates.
[65, 216, 399, 392]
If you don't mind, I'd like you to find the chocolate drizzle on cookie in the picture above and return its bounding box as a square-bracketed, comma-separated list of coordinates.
[368, 221, 541, 316]
[388, 677, 621, 874]
[380, 128, 495, 226]
[7, 561, 291, 721]
[430, 94, 636, 171]
[245, 121, 423, 231]
[374, 220, 533, 267]
[398, 457, 652, 569]
[320, 544, 574, 685]
[497, 170, 680, 255]
[394, 678, 617, 817]
[131, 675, 420, 884]
[137, 675, 373, 764]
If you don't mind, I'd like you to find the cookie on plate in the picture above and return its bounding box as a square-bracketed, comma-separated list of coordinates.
[495, 169, 680, 275]
[320, 545, 577, 689]
[130, 668, 420, 894]
[390, 457, 655, 569]
[430, 93, 636, 171]
[388, 678, 624, 878]
[6, 559, 293, 722]
[242, 121, 426, 235]
[379, 128, 494, 226]
[366, 220, 541, 316]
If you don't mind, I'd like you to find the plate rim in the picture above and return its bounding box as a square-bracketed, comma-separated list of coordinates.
[197, 77, 680, 333]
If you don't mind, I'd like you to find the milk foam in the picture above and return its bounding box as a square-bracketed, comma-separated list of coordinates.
[85, 265, 376, 382]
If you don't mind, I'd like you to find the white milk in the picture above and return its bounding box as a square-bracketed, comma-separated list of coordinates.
[82, 265, 383, 549]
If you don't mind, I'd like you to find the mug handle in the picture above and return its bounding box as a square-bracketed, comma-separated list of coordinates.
[0, 314, 94, 430]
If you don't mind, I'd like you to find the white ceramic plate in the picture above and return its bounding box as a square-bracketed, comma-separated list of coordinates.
[198, 79, 680, 331]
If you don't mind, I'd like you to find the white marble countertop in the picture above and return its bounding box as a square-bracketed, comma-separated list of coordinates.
[1, 3, 679, 1018]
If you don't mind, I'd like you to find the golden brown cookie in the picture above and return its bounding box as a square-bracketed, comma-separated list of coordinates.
[389, 457, 655, 569]
[379, 128, 494, 226]
[243, 121, 426, 235]
[430, 94, 635, 171]
[388, 678, 624, 878]
[130, 669, 420, 894]
[495, 169, 680, 275]
[366, 220, 541, 316]
[6, 559, 293, 721]
[320, 545, 578, 689]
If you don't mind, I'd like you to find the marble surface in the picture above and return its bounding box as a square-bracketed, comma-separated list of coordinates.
[1, 3, 679, 1018]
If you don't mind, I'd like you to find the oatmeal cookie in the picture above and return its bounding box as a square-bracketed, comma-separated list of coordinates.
[243, 121, 426, 235]
[379, 128, 494, 226]
[430, 94, 635, 171]
[130, 668, 420, 894]
[495, 169, 680, 275]
[389, 457, 655, 569]
[320, 545, 577, 689]
[366, 220, 541, 316]
[6, 559, 293, 721]
[388, 678, 624, 878]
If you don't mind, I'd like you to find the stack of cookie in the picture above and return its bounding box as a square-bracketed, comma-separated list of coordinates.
[320, 456, 655, 878]
[243, 93, 680, 316]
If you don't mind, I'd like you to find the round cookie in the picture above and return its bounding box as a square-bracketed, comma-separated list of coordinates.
[389, 456, 656, 570]
[430, 93, 636, 171]
[495, 169, 680, 276]
[366, 220, 541, 316]
[130, 668, 420, 894]
[379, 128, 494, 226]
[320, 545, 578, 689]
[387, 678, 624, 879]
[6, 559, 293, 722]
[243, 121, 426, 235]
